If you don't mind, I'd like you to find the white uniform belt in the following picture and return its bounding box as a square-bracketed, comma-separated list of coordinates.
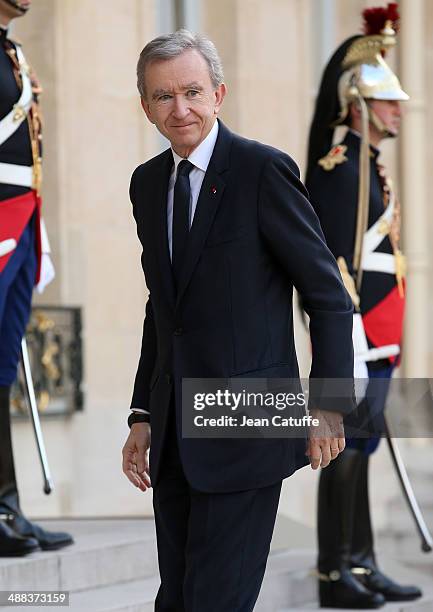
[0, 162, 33, 187]
[353, 313, 400, 364]
[0, 46, 33, 147]
[361, 251, 395, 274]
[362, 191, 395, 255]
[0, 238, 17, 257]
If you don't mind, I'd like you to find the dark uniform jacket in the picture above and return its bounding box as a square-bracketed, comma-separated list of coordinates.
[307, 130, 405, 361]
[0, 27, 33, 201]
[0, 27, 42, 281]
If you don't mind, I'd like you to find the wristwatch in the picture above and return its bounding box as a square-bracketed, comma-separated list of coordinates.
[127, 411, 150, 428]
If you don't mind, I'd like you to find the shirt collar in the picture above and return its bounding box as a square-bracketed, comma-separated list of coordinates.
[348, 128, 380, 160]
[171, 119, 219, 175]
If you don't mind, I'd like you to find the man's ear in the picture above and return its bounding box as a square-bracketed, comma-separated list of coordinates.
[213, 83, 227, 114]
[141, 97, 155, 124]
[349, 100, 361, 122]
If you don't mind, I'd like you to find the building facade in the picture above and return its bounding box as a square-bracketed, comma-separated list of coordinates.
[10, 0, 432, 524]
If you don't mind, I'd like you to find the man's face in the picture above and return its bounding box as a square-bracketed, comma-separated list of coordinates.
[369, 99, 402, 137]
[141, 49, 226, 157]
[0, 0, 31, 20]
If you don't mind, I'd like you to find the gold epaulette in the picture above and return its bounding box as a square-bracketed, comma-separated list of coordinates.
[318, 144, 348, 171]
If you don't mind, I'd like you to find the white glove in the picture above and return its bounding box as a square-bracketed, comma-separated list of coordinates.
[36, 252, 55, 293]
[352, 312, 399, 402]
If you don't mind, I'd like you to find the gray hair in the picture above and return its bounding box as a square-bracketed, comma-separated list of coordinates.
[137, 29, 224, 99]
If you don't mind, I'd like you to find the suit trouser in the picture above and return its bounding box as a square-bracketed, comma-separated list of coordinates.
[153, 406, 282, 612]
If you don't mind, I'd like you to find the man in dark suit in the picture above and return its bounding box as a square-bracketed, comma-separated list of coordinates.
[122, 29, 354, 612]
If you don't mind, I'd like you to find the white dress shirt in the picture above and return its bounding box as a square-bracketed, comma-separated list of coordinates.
[167, 119, 219, 259]
[131, 119, 219, 417]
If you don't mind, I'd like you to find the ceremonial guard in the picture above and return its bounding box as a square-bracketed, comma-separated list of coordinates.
[0, 0, 73, 555]
[305, 3, 422, 608]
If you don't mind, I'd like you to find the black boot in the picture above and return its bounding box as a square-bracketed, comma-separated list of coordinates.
[317, 448, 385, 609]
[0, 516, 39, 557]
[350, 455, 422, 602]
[8, 512, 74, 551]
[0, 387, 39, 556]
[0, 387, 74, 552]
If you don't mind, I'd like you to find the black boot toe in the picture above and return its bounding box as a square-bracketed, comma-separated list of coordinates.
[0, 519, 39, 557]
[319, 569, 386, 609]
[356, 568, 423, 602]
[10, 514, 74, 551]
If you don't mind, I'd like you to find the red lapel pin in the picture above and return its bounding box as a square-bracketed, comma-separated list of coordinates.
[211, 186, 217, 194]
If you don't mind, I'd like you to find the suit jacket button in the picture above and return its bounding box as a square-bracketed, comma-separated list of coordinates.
[174, 327, 183, 336]
[165, 373, 172, 385]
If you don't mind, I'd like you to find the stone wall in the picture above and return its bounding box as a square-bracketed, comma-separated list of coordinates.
[9, 0, 432, 524]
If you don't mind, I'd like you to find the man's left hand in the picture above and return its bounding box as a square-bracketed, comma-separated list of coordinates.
[306, 409, 345, 470]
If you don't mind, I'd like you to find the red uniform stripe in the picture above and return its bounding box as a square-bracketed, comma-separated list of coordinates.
[0, 190, 41, 282]
[362, 283, 406, 362]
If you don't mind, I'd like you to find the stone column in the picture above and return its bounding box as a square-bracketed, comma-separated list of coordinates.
[399, 0, 430, 378]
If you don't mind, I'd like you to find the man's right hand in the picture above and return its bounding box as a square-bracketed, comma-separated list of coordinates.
[122, 422, 151, 492]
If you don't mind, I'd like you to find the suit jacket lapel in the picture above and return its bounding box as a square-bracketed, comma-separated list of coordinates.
[175, 121, 233, 308]
[154, 149, 176, 310]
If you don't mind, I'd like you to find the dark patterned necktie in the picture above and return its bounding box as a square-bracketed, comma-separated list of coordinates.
[172, 159, 194, 285]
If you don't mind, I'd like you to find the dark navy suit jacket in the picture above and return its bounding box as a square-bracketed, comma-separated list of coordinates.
[129, 121, 354, 493]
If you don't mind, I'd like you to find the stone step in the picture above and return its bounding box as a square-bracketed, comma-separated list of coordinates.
[0, 554, 315, 612]
[69, 582, 433, 612]
[0, 519, 158, 593]
[377, 442, 433, 570]
[0, 578, 158, 612]
[255, 549, 316, 611]
[0, 518, 431, 611]
[387, 500, 433, 533]
[0, 554, 316, 610]
[0, 517, 317, 610]
[379, 468, 433, 546]
[378, 528, 433, 560]
[381, 502, 433, 542]
[68, 576, 159, 611]
[282, 600, 433, 611]
[279, 554, 433, 612]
